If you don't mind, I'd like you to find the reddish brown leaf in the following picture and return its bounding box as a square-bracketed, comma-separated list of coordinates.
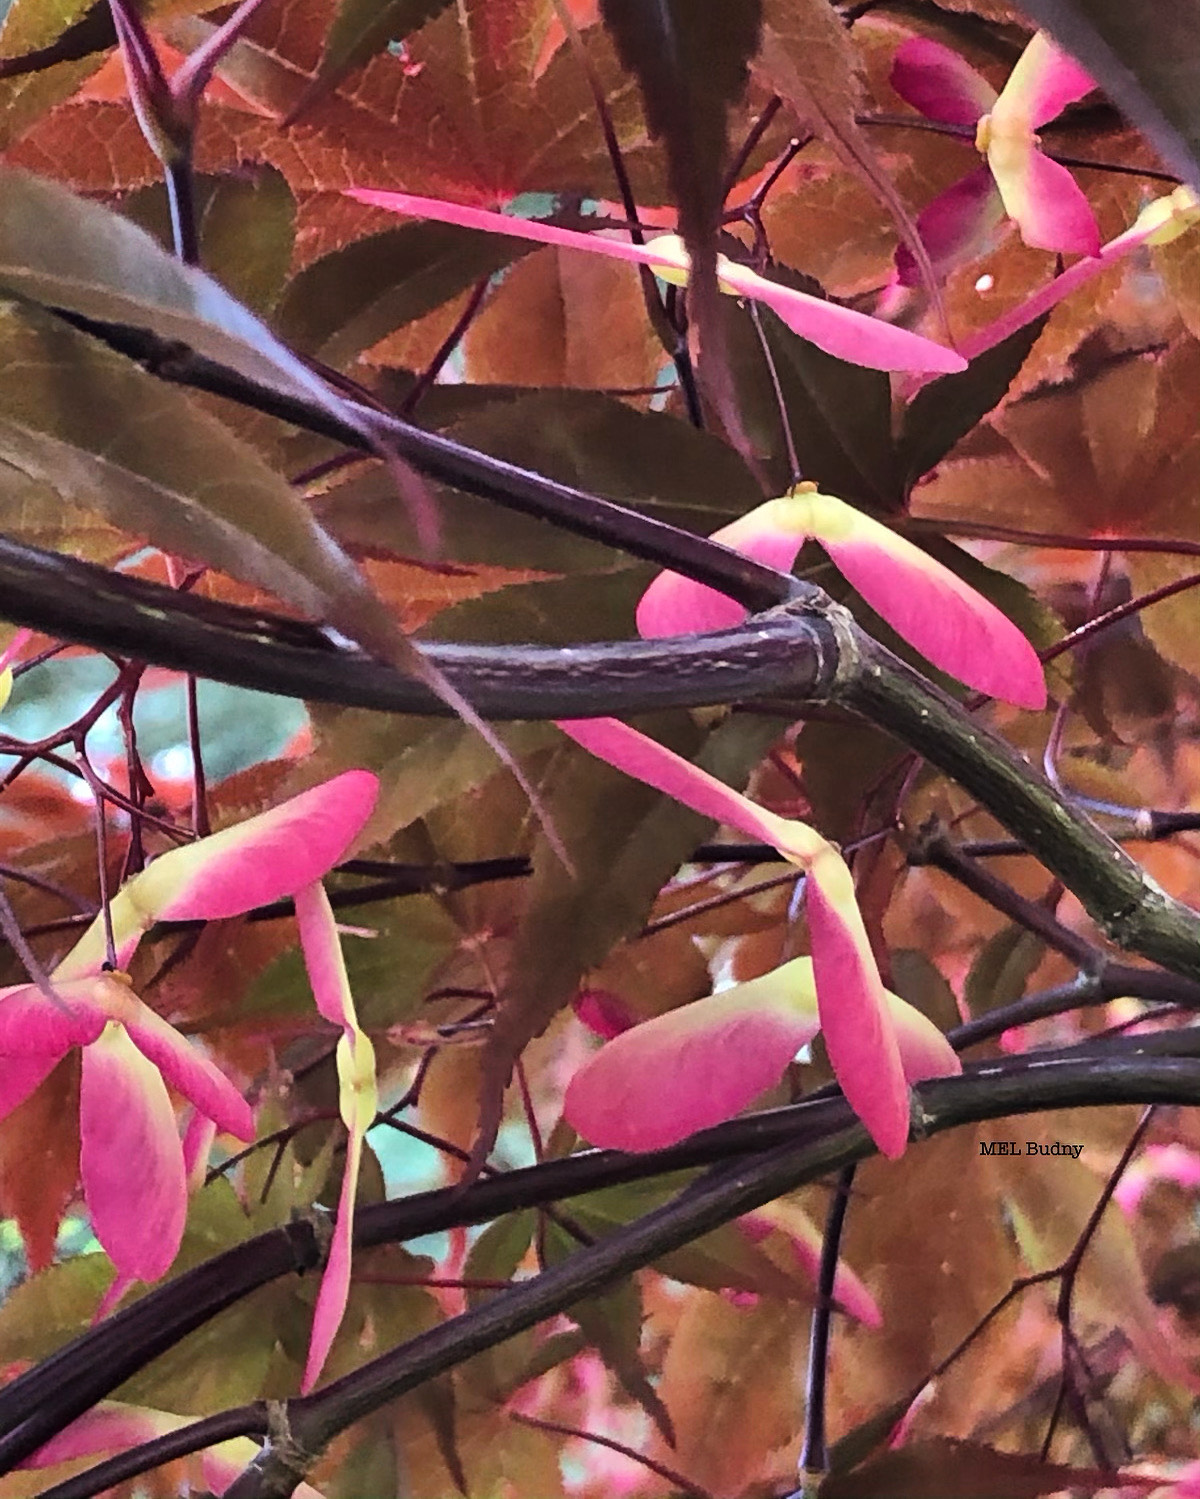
[0, 1052, 80, 1272]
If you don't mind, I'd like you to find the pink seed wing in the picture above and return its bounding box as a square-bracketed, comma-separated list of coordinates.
[741, 1200, 882, 1328]
[574, 987, 636, 1039]
[805, 846, 910, 1158]
[990, 143, 1101, 256]
[345, 189, 692, 275]
[294, 881, 357, 1031]
[123, 1004, 253, 1140]
[183, 1110, 219, 1190]
[301, 1120, 364, 1392]
[883, 991, 962, 1083]
[802, 494, 1047, 707]
[895, 168, 1004, 286]
[635, 500, 802, 638]
[716, 260, 966, 373]
[21, 1404, 174, 1469]
[997, 31, 1095, 129]
[0, 981, 106, 1054]
[556, 716, 798, 851]
[301, 1025, 376, 1391]
[80, 1025, 188, 1283]
[565, 989, 819, 1152]
[890, 36, 997, 125]
[130, 771, 379, 924]
[347, 190, 965, 374]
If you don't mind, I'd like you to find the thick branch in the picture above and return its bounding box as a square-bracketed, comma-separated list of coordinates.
[0, 535, 837, 717]
[834, 636, 1200, 982]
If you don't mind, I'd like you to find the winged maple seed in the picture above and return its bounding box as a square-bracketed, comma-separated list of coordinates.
[344, 187, 967, 375]
[636, 484, 1048, 709]
[0, 771, 378, 1388]
[556, 717, 961, 1159]
[890, 30, 1100, 282]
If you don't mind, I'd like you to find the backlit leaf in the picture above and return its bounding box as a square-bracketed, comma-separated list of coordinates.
[0, 168, 365, 426]
[754, 301, 898, 510]
[274, 220, 532, 367]
[897, 313, 1050, 490]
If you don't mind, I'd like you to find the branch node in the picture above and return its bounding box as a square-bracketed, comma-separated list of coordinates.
[264, 1401, 307, 1471]
[819, 597, 863, 700]
[292, 1205, 334, 1274]
[908, 1090, 935, 1142]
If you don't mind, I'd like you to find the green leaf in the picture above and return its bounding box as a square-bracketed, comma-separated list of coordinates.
[0, 168, 371, 452]
[818, 1437, 1154, 1498]
[0, 0, 98, 55]
[898, 316, 1050, 492]
[0, 299, 403, 656]
[198, 169, 297, 315]
[0, 1253, 110, 1366]
[0, 55, 101, 150]
[964, 924, 1046, 1017]
[245, 885, 462, 1034]
[274, 222, 532, 368]
[463, 1211, 536, 1295]
[119, 171, 297, 315]
[888, 949, 960, 1033]
[302, 710, 556, 850]
[566, 1179, 827, 1301]
[1010, 0, 1200, 191]
[757, 300, 898, 511]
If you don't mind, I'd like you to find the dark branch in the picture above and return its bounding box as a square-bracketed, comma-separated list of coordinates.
[0, 533, 838, 718]
[6, 1032, 1200, 1476]
[29, 1048, 1200, 1499]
